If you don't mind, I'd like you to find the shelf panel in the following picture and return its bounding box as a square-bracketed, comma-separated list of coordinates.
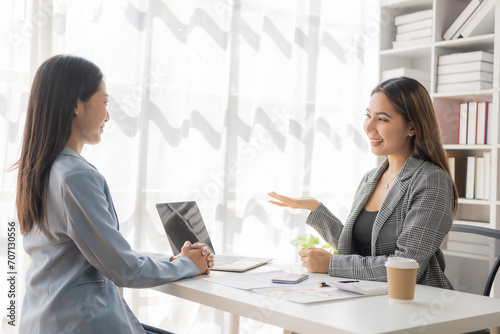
[434, 34, 495, 52]
[458, 198, 492, 206]
[380, 0, 433, 10]
[444, 144, 492, 150]
[380, 45, 432, 58]
[432, 90, 494, 101]
[453, 219, 490, 227]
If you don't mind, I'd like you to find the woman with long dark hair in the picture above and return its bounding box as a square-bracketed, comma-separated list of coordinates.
[16, 54, 213, 333]
[269, 77, 457, 289]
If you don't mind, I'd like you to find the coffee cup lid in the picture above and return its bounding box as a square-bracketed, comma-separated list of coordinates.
[385, 257, 419, 269]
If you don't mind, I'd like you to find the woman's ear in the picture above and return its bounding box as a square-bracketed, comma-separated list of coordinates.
[74, 99, 83, 116]
[408, 123, 417, 137]
[408, 123, 416, 137]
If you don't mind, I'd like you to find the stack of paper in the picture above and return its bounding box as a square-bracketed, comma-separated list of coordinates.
[204, 270, 366, 304]
[437, 51, 493, 93]
[392, 9, 433, 49]
[381, 67, 430, 91]
[442, 0, 494, 40]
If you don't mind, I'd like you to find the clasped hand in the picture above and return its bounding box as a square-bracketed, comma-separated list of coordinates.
[171, 241, 214, 275]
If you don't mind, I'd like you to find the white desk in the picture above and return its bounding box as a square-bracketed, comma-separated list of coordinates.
[153, 262, 500, 333]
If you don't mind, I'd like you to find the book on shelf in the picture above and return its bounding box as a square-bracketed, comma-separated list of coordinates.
[392, 36, 432, 49]
[380, 0, 430, 7]
[381, 67, 430, 91]
[448, 155, 467, 198]
[475, 156, 485, 200]
[436, 81, 492, 93]
[437, 61, 493, 75]
[467, 101, 478, 145]
[486, 102, 493, 144]
[452, 0, 495, 39]
[476, 101, 488, 145]
[437, 71, 493, 85]
[436, 52, 493, 93]
[456, 101, 491, 145]
[382, 67, 429, 82]
[465, 156, 475, 199]
[484, 151, 491, 200]
[438, 51, 493, 65]
[395, 27, 432, 41]
[394, 9, 433, 26]
[442, 0, 483, 40]
[458, 102, 468, 145]
[380, 0, 403, 5]
[461, 154, 490, 200]
[397, 18, 432, 34]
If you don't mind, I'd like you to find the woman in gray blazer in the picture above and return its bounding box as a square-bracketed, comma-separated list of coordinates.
[15, 55, 214, 333]
[269, 77, 457, 289]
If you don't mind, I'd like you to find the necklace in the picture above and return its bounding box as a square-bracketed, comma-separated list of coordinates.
[385, 171, 397, 189]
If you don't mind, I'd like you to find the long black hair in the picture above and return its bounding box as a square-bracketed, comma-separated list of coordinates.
[15, 55, 103, 234]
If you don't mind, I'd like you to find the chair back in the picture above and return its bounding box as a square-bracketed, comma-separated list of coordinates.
[441, 224, 500, 296]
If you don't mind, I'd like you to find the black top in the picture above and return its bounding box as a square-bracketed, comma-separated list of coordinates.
[352, 209, 378, 256]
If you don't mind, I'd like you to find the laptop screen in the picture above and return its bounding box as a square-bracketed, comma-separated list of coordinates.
[156, 201, 215, 255]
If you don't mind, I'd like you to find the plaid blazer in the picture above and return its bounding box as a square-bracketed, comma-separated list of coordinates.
[307, 155, 454, 289]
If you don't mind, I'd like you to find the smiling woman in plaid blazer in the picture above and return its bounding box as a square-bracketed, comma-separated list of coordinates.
[269, 77, 457, 289]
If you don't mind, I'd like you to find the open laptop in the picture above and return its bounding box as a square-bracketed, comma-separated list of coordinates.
[156, 201, 272, 272]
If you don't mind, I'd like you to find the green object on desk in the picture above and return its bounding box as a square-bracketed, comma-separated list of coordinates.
[291, 234, 337, 254]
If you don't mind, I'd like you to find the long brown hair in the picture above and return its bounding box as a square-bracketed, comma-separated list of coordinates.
[372, 77, 458, 216]
[15, 55, 103, 234]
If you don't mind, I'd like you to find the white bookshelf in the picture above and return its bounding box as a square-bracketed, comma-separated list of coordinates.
[379, 0, 500, 230]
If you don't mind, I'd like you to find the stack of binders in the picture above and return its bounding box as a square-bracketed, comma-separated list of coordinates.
[457, 101, 492, 145]
[392, 9, 433, 49]
[447, 152, 491, 200]
[437, 51, 493, 93]
[381, 68, 430, 92]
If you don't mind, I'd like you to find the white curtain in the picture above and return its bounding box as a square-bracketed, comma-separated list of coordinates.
[0, 0, 378, 332]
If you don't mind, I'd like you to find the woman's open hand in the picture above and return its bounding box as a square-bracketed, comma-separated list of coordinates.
[268, 192, 320, 211]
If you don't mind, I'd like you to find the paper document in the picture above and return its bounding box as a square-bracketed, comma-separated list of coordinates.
[205, 270, 319, 290]
[252, 282, 363, 304]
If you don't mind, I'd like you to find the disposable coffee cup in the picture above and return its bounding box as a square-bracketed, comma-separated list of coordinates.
[385, 257, 419, 303]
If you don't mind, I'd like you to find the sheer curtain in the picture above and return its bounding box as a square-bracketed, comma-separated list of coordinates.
[0, 0, 378, 332]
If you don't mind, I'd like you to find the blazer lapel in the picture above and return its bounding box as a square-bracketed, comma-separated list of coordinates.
[371, 155, 425, 249]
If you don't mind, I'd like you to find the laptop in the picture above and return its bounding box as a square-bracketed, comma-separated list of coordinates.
[156, 201, 272, 272]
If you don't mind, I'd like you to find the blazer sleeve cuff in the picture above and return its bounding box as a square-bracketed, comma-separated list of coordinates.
[306, 203, 343, 247]
[306, 203, 330, 228]
[171, 257, 200, 277]
[328, 254, 339, 277]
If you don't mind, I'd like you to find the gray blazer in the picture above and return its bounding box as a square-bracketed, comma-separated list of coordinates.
[307, 155, 454, 288]
[20, 148, 199, 333]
